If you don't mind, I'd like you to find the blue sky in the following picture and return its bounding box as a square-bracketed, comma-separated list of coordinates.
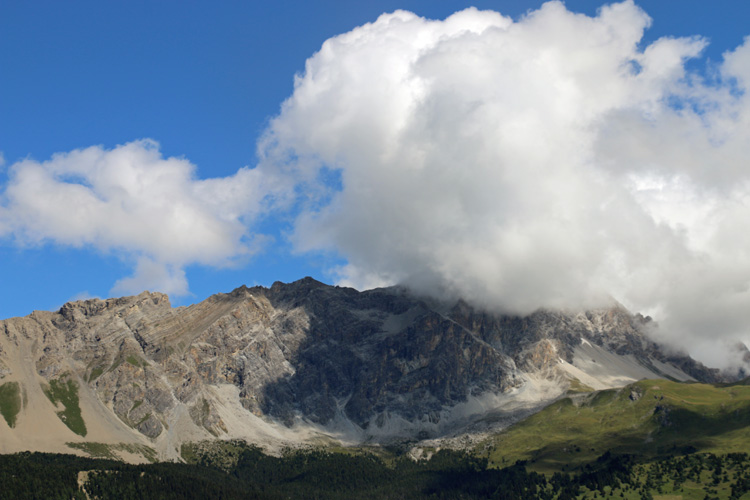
[2, 0, 750, 370]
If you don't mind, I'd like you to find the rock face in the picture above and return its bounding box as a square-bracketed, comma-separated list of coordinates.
[0, 277, 735, 460]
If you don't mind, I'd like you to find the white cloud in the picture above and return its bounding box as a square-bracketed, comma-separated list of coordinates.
[111, 256, 189, 297]
[0, 139, 277, 296]
[260, 1, 750, 369]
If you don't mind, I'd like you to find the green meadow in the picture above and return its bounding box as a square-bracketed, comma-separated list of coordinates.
[479, 378, 750, 473]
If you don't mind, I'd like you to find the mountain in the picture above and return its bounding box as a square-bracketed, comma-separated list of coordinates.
[0, 277, 731, 462]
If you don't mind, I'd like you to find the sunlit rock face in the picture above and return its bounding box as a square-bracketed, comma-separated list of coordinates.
[0, 277, 732, 460]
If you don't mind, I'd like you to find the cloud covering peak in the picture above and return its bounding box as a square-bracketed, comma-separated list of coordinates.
[261, 1, 750, 368]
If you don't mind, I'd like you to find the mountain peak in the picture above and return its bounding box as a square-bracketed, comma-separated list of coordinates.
[56, 291, 171, 321]
[271, 276, 327, 291]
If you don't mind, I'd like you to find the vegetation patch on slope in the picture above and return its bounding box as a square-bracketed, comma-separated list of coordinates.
[42, 378, 87, 437]
[0, 381, 22, 427]
[125, 355, 147, 369]
[87, 366, 104, 382]
[66, 442, 157, 463]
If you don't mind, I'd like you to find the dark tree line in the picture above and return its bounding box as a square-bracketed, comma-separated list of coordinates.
[1, 448, 749, 499]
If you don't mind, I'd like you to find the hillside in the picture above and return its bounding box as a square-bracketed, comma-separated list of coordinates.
[478, 378, 750, 472]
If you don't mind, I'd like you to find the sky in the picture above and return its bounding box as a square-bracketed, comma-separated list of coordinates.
[2, 1, 750, 369]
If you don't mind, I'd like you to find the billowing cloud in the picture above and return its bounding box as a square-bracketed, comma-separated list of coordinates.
[261, 1, 750, 369]
[0, 140, 277, 296]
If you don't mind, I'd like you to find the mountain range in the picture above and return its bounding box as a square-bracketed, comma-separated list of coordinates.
[0, 277, 738, 463]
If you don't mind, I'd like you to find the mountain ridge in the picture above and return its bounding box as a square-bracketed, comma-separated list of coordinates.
[0, 277, 735, 462]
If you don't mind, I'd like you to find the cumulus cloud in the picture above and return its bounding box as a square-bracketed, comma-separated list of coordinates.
[112, 256, 189, 297]
[0, 140, 277, 296]
[260, 1, 750, 369]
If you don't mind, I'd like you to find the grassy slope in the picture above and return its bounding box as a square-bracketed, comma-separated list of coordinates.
[478, 379, 750, 473]
[0, 382, 22, 427]
[43, 378, 87, 437]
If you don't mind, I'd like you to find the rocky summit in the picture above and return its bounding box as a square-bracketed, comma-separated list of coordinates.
[0, 278, 731, 462]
